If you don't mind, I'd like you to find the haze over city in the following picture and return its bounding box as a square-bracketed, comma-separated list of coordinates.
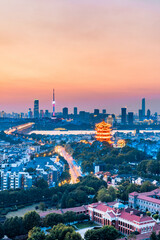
[0, 0, 160, 113]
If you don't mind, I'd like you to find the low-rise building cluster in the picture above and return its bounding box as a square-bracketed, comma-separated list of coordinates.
[0, 141, 65, 190]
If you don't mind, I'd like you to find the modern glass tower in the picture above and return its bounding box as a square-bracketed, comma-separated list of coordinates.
[142, 98, 145, 118]
[121, 107, 127, 125]
[34, 99, 39, 118]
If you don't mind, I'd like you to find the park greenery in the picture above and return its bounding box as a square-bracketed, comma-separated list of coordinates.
[84, 225, 120, 240]
[150, 231, 160, 240]
[65, 141, 160, 181]
[0, 210, 89, 239]
[0, 176, 107, 213]
[0, 175, 157, 218]
[44, 211, 89, 227]
[66, 141, 149, 173]
[0, 176, 158, 239]
[28, 224, 82, 240]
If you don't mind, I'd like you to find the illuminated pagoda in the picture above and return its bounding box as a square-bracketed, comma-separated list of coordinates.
[95, 120, 113, 144]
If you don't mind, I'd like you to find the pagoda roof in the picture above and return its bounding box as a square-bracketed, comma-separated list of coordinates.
[95, 120, 112, 129]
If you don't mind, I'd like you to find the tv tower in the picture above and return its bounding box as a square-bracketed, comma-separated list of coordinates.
[52, 89, 55, 117]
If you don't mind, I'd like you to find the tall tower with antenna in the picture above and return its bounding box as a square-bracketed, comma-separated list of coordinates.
[52, 89, 55, 117]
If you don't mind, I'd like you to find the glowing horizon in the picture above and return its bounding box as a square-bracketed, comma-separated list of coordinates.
[0, 0, 160, 114]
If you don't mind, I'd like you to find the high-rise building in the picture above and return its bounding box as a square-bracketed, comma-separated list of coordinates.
[45, 110, 49, 118]
[28, 108, 32, 118]
[147, 109, 151, 120]
[52, 89, 55, 117]
[107, 115, 113, 126]
[94, 109, 100, 115]
[121, 108, 127, 125]
[40, 110, 44, 118]
[34, 100, 39, 118]
[142, 98, 145, 118]
[102, 109, 106, 114]
[139, 109, 143, 121]
[128, 112, 134, 125]
[63, 107, 68, 118]
[74, 107, 78, 116]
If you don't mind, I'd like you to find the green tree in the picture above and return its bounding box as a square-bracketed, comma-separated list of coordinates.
[157, 151, 160, 161]
[127, 183, 138, 194]
[108, 186, 116, 201]
[39, 202, 46, 211]
[63, 211, 77, 224]
[64, 231, 82, 240]
[0, 223, 4, 240]
[49, 223, 82, 240]
[4, 216, 25, 238]
[36, 178, 48, 189]
[60, 171, 71, 183]
[51, 194, 59, 206]
[28, 227, 45, 240]
[146, 211, 151, 216]
[153, 214, 159, 220]
[97, 187, 112, 202]
[84, 225, 119, 240]
[23, 211, 40, 231]
[61, 191, 68, 208]
[150, 231, 158, 240]
[140, 181, 156, 193]
[44, 213, 64, 227]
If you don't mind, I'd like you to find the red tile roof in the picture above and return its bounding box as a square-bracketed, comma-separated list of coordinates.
[62, 205, 88, 213]
[88, 202, 113, 212]
[39, 205, 88, 218]
[39, 209, 62, 218]
[119, 210, 153, 223]
[129, 192, 139, 196]
[137, 195, 160, 204]
[108, 212, 116, 218]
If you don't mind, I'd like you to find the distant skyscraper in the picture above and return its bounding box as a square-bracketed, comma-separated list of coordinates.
[34, 100, 39, 118]
[121, 108, 127, 125]
[40, 110, 44, 118]
[139, 109, 143, 121]
[45, 110, 49, 118]
[63, 107, 68, 118]
[128, 112, 134, 125]
[147, 109, 151, 120]
[28, 108, 32, 118]
[94, 109, 100, 115]
[74, 107, 78, 116]
[102, 109, 106, 114]
[107, 115, 113, 126]
[52, 89, 55, 117]
[142, 98, 145, 118]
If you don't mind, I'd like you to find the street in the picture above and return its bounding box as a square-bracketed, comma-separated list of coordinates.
[55, 146, 82, 184]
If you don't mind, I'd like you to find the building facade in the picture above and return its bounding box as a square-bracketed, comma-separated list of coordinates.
[34, 99, 39, 118]
[129, 189, 160, 214]
[88, 202, 155, 235]
[0, 171, 32, 190]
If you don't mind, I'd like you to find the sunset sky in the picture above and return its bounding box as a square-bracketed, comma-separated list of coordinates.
[0, 0, 160, 114]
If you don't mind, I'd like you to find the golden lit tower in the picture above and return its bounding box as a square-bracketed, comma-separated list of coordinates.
[95, 120, 113, 144]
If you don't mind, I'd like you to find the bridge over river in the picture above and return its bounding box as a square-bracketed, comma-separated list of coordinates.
[5, 122, 35, 135]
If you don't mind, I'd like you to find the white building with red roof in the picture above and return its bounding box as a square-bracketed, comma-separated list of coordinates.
[88, 202, 156, 235]
[129, 188, 160, 214]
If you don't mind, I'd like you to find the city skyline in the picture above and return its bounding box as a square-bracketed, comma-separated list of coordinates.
[0, 0, 160, 113]
[0, 94, 158, 116]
